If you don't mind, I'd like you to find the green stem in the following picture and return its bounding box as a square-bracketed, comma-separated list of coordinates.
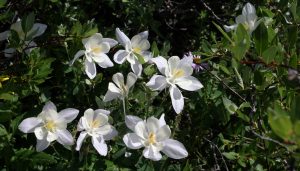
[122, 98, 127, 117]
[172, 112, 182, 138]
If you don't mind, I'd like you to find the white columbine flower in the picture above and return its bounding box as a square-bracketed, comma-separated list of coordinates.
[113, 28, 152, 76]
[123, 114, 188, 161]
[70, 33, 118, 79]
[18, 101, 79, 152]
[0, 19, 47, 57]
[224, 3, 262, 34]
[146, 56, 203, 114]
[76, 108, 117, 156]
[103, 72, 137, 102]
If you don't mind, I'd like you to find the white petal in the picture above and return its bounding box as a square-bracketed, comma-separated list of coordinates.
[123, 133, 144, 149]
[236, 15, 246, 24]
[242, 3, 256, 16]
[76, 132, 88, 151]
[85, 58, 97, 79]
[168, 56, 180, 74]
[138, 30, 149, 39]
[94, 124, 112, 135]
[125, 115, 143, 131]
[131, 35, 142, 48]
[112, 72, 124, 88]
[3, 48, 16, 58]
[175, 76, 203, 91]
[43, 101, 57, 112]
[126, 72, 137, 89]
[134, 121, 148, 139]
[177, 61, 193, 76]
[169, 86, 184, 114]
[115, 28, 130, 47]
[58, 108, 79, 123]
[143, 146, 162, 161]
[103, 128, 118, 140]
[156, 125, 171, 142]
[94, 109, 110, 115]
[70, 50, 85, 65]
[102, 38, 118, 47]
[18, 117, 42, 133]
[92, 136, 108, 156]
[98, 42, 110, 54]
[162, 139, 188, 159]
[30, 23, 47, 38]
[146, 75, 168, 91]
[224, 25, 237, 32]
[34, 127, 46, 140]
[131, 62, 142, 77]
[114, 50, 129, 64]
[0, 31, 9, 41]
[36, 138, 50, 152]
[150, 56, 169, 76]
[158, 114, 166, 127]
[94, 54, 114, 68]
[47, 131, 58, 142]
[103, 89, 120, 102]
[146, 116, 160, 133]
[56, 129, 74, 145]
[108, 82, 121, 94]
[137, 39, 150, 51]
[77, 118, 85, 131]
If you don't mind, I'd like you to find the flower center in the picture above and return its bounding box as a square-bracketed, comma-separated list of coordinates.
[44, 120, 56, 131]
[120, 84, 128, 97]
[91, 46, 102, 54]
[193, 57, 201, 64]
[172, 69, 185, 79]
[148, 132, 156, 145]
[133, 47, 141, 54]
[90, 120, 100, 128]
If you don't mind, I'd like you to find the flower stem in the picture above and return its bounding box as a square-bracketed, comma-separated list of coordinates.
[172, 112, 182, 138]
[122, 98, 126, 117]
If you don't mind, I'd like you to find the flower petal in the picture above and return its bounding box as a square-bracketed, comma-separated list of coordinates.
[137, 39, 150, 51]
[175, 76, 203, 91]
[47, 131, 58, 142]
[70, 50, 85, 65]
[162, 139, 188, 159]
[123, 133, 144, 149]
[94, 109, 110, 115]
[43, 101, 57, 112]
[94, 124, 112, 135]
[85, 58, 97, 79]
[112, 72, 124, 88]
[34, 127, 46, 140]
[143, 146, 162, 161]
[95, 54, 114, 68]
[150, 56, 169, 76]
[242, 3, 256, 16]
[102, 38, 118, 47]
[169, 86, 184, 114]
[115, 28, 130, 47]
[126, 72, 137, 89]
[0, 31, 9, 41]
[103, 128, 118, 140]
[224, 24, 237, 32]
[131, 62, 142, 77]
[56, 129, 74, 146]
[92, 136, 108, 156]
[30, 23, 47, 38]
[168, 56, 180, 74]
[103, 89, 120, 102]
[146, 75, 168, 91]
[3, 48, 16, 58]
[146, 116, 160, 133]
[125, 115, 143, 131]
[156, 125, 171, 142]
[18, 117, 43, 133]
[114, 50, 129, 64]
[58, 108, 79, 123]
[134, 121, 147, 139]
[36, 138, 50, 152]
[76, 132, 88, 151]
[158, 114, 166, 127]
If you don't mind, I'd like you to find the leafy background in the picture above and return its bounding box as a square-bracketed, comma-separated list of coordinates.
[0, 0, 300, 170]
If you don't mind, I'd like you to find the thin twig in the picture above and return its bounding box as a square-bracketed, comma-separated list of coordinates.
[199, 0, 224, 24]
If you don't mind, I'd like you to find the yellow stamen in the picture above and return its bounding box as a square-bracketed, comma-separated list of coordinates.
[193, 57, 201, 64]
[133, 47, 141, 54]
[90, 120, 100, 128]
[91, 47, 102, 53]
[172, 69, 185, 79]
[148, 132, 156, 145]
[45, 120, 56, 131]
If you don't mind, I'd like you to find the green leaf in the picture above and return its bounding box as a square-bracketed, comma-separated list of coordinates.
[212, 21, 233, 43]
[253, 23, 268, 56]
[151, 41, 159, 57]
[21, 12, 35, 33]
[287, 25, 298, 49]
[231, 24, 250, 61]
[234, 67, 244, 89]
[0, 0, 7, 8]
[262, 46, 278, 64]
[0, 93, 18, 102]
[268, 106, 293, 140]
[222, 96, 238, 114]
[222, 152, 239, 160]
[134, 52, 146, 64]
